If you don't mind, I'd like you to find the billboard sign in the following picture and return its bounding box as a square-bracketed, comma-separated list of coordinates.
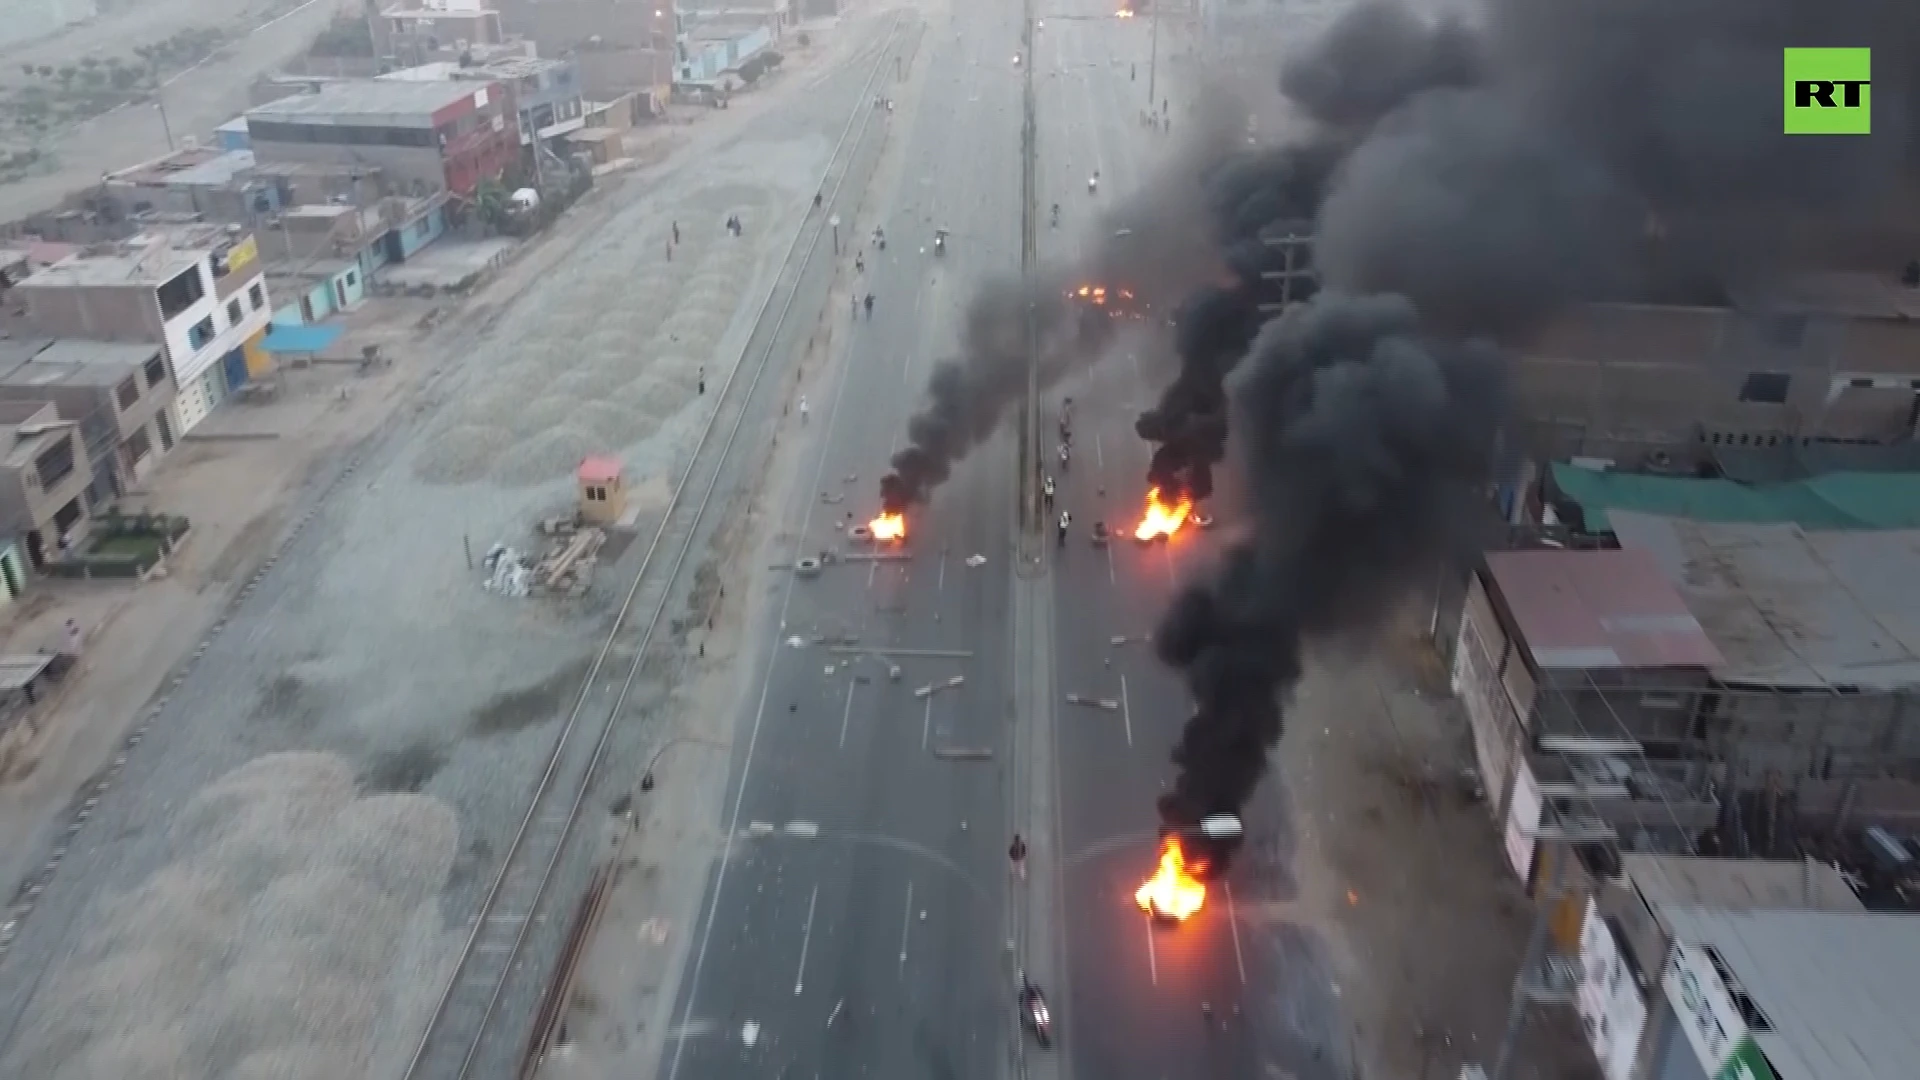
[1576, 898, 1645, 1080]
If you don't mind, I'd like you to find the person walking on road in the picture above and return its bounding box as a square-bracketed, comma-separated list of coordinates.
[697, 365, 706, 395]
[1009, 834, 1027, 879]
[799, 396, 810, 424]
[864, 293, 874, 319]
[672, 220, 681, 244]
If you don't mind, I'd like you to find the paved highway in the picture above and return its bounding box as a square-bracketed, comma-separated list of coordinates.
[660, 1, 1029, 1076]
[661, 2, 1359, 1078]
[1037, 6, 1360, 1080]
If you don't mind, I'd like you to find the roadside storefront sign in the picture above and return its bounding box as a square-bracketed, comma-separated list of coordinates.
[1577, 898, 1645, 1080]
[1663, 943, 1775, 1080]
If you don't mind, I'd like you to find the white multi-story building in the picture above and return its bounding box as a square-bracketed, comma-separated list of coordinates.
[13, 226, 274, 433]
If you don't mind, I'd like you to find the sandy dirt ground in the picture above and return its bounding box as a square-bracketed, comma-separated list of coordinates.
[0, 9, 902, 1077]
[0, 0, 358, 223]
[1278, 616, 1601, 1080]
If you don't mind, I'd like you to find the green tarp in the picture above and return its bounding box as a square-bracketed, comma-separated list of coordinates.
[1550, 463, 1920, 532]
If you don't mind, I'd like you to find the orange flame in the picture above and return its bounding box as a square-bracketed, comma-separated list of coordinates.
[1133, 486, 1192, 541]
[869, 513, 907, 541]
[1134, 836, 1207, 921]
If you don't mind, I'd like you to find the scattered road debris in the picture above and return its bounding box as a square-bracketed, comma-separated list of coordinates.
[965, 554, 987, 567]
[913, 675, 966, 698]
[1065, 694, 1120, 711]
[931, 745, 994, 761]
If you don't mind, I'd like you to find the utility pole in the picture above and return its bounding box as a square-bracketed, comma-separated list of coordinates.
[1146, 0, 1161, 109]
[155, 92, 175, 152]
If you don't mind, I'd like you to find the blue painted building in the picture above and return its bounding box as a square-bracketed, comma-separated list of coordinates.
[677, 25, 773, 85]
[265, 193, 449, 326]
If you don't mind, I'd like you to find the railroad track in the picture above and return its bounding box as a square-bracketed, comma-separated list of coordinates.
[399, 17, 912, 1079]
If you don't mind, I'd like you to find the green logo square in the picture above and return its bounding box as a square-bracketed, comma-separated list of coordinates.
[1785, 48, 1870, 134]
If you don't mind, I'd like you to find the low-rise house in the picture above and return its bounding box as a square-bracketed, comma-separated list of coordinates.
[101, 146, 278, 225]
[371, 0, 507, 66]
[0, 339, 177, 497]
[1455, 546, 1728, 876]
[380, 56, 585, 144]
[12, 226, 272, 434]
[0, 400, 95, 568]
[259, 192, 450, 325]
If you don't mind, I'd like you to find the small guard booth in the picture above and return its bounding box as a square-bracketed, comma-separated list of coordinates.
[577, 456, 626, 525]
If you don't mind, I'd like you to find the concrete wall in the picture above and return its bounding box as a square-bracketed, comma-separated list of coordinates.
[395, 204, 447, 257]
[1515, 302, 1920, 462]
[21, 284, 164, 344]
[250, 139, 449, 198]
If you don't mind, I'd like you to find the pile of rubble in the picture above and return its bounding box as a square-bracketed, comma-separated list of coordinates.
[482, 516, 607, 599]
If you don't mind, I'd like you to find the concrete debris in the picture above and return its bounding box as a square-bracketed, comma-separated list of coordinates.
[931, 745, 994, 761]
[823, 665, 837, 676]
[1065, 694, 1121, 711]
[482, 544, 533, 597]
[787, 636, 808, 648]
[965, 554, 987, 567]
[533, 526, 606, 593]
[820, 492, 845, 504]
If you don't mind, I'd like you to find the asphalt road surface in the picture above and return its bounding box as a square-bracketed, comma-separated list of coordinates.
[659, 2, 1029, 1076]
[1037, 7, 1360, 1080]
[663, 3, 1358, 1078]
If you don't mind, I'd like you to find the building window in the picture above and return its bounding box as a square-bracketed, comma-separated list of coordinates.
[345, 270, 358, 287]
[144, 355, 168, 388]
[125, 427, 152, 465]
[415, 219, 431, 239]
[115, 377, 140, 412]
[34, 436, 75, 489]
[227, 298, 243, 325]
[1738, 372, 1791, 404]
[248, 282, 265, 310]
[156, 266, 205, 319]
[187, 315, 216, 350]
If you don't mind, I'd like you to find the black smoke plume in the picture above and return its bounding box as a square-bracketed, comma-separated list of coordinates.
[1151, 0, 1920, 863]
[879, 274, 1122, 514]
[1155, 295, 1504, 850]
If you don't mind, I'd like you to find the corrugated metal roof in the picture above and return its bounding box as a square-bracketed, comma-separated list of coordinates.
[1612, 512, 1920, 689]
[247, 80, 492, 125]
[1625, 855, 1864, 918]
[1656, 909, 1920, 1080]
[1550, 463, 1920, 532]
[1483, 547, 1725, 670]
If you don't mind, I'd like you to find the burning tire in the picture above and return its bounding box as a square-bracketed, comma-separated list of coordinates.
[847, 524, 873, 543]
[795, 557, 823, 578]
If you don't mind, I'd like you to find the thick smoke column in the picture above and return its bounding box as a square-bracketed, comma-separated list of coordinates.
[1152, 0, 1920, 862]
[879, 274, 1119, 514]
[1156, 295, 1503, 844]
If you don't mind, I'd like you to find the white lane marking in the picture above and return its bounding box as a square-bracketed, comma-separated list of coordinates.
[1161, 541, 1176, 589]
[1106, 538, 1115, 585]
[1119, 674, 1134, 748]
[1144, 915, 1159, 985]
[1225, 881, 1249, 986]
[868, 558, 879, 589]
[794, 884, 819, 996]
[668, 84, 882, 1068]
[898, 881, 915, 976]
[921, 695, 933, 750]
[938, 549, 947, 592]
[1095, 430, 1104, 471]
[839, 679, 858, 747]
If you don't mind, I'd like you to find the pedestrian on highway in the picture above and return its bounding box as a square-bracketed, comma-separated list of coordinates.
[815, 192, 824, 210]
[855, 252, 865, 274]
[698, 365, 706, 395]
[863, 293, 874, 318]
[1009, 834, 1027, 879]
[799, 396, 810, 424]
[672, 220, 681, 245]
